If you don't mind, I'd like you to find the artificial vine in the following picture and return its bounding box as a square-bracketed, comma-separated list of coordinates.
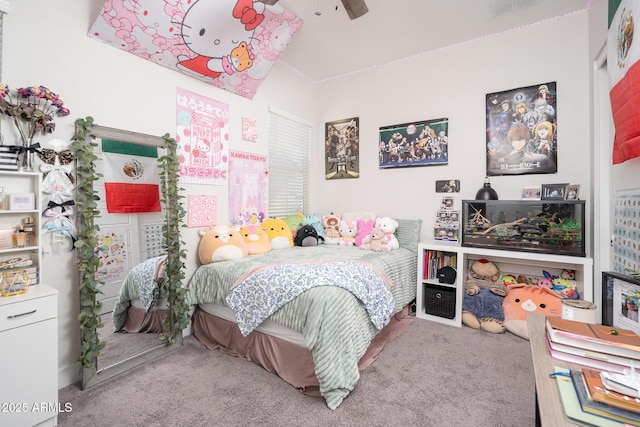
[159, 134, 189, 343]
[72, 117, 105, 368]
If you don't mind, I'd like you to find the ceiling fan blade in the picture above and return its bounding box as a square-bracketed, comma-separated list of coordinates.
[260, 0, 280, 5]
[341, 0, 368, 20]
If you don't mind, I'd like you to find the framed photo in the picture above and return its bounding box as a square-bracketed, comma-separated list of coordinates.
[521, 186, 541, 200]
[435, 179, 460, 193]
[379, 117, 449, 169]
[541, 183, 568, 200]
[485, 82, 557, 177]
[564, 184, 580, 200]
[325, 117, 360, 180]
[602, 271, 640, 335]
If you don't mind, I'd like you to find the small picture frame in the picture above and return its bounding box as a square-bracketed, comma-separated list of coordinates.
[564, 184, 580, 200]
[521, 186, 541, 200]
[541, 183, 568, 201]
[435, 180, 460, 193]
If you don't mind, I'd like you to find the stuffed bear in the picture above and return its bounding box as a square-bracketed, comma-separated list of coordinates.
[239, 223, 271, 255]
[261, 218, 293, 249]
[338, 220, 357, 246]
[461, 259, 508, 333]
[360, 227, 390, 252]
[198, 225, 248, 264]
[322, 213, 341, 245]
[294, 224, 324, 247]
[375, 217, 400, 249]
[355, 218, 375, 247]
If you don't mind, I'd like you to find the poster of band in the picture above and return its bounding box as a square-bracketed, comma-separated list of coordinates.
[379, 118, 449, 169]
[325, 117, 360, 179]
[486, 82, 557, 176]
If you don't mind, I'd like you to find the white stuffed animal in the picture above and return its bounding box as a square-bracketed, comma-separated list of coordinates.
[375, 217, 400, 250]
[338, 220, 357, 246]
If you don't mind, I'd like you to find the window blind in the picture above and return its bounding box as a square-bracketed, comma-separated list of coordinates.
[267, 107, 312, 218]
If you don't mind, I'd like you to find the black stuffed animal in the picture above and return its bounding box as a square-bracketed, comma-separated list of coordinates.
[294, 224, 324, 247]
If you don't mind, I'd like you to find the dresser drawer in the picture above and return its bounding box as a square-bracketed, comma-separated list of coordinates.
[0, 294, 57, 332]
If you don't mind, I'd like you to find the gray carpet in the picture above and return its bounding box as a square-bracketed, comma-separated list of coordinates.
[58, 318, 535, 427]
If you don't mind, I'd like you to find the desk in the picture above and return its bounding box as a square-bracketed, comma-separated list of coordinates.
[527, 312, 579, 427]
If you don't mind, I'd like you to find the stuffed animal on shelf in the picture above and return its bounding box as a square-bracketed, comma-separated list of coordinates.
[198, 225, 248, 264]
[375, 216, 400, 249]
[338, 220, 358, 246]
[461, 259, 508, 333]
[502, 284, 563, 339]
[294, 224, 324, 247]
[355, 218, 375, 247]
[359, 227, 390, 252]
[261, 217, 294, 249]
[239, 223, 271, 255]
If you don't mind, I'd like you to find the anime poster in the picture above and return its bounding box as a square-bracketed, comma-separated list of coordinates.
[88, 0, 302, 100]
[325, 117, 360, 179]
[613, 194, 640, 275]
[379, 118, 449, 169]
[486, 82, 557, 176]
[228, 151, 268, 225]
[176, 88, 229, 185]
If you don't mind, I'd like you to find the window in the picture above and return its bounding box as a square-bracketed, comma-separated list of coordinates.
[267, 107, 312, 218]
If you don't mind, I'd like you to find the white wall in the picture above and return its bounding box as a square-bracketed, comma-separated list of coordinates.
[2, 0, 316, 388]
[313, 12, 594, 246]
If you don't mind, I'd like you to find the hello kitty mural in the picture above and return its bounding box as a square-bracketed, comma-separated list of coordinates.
[89, 0, 303, 99]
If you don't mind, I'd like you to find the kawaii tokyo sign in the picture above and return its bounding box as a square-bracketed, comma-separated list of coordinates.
[89, 0, 303, 99]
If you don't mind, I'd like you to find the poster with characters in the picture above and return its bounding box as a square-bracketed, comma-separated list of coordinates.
[228, 150, 268, 225]
[88, 0, 302, 99]
[325, 117, 360, 179]
[486, 82, 557, 176]
[379, 118, 449, 169]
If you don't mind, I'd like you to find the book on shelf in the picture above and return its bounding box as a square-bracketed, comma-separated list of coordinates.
[582, 368, 640, 414]
[553, 367, 624, 426]
[570, 369, 640, 425]
[545, 334, 630, 374]
[422, 250, 457, 280]
[546, 316, 640, 361]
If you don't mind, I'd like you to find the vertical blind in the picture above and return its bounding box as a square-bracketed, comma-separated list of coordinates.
[267, 107, 312, 218]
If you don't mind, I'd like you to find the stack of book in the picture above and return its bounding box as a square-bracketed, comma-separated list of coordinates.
[546, 316, 640, 425]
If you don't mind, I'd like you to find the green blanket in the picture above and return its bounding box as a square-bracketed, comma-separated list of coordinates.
[187, 244, 417, 409]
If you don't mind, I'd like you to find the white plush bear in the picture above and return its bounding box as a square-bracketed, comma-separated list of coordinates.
[375, 217, 400, 250]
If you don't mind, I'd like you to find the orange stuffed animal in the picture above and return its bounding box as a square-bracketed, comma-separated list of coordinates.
[260, 217, 293, 249]
[239, 223, 272, 255]
[502, 284, 562, 339]
[198, 225, 248, 264]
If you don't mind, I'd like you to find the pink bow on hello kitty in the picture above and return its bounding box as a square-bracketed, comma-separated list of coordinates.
[233, 0, 264, 31]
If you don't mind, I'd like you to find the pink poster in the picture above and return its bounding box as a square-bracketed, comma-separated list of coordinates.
[176, 88, 229, 185]
[229, 150, 268, 226]
[88, 0, 303, 100]
[187, 194, 218, 228]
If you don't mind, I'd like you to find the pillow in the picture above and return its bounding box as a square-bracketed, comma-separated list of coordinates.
[342, 211, 377, 223]
[394, 218, 422, 252]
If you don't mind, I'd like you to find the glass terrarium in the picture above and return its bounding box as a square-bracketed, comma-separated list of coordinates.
[461, 200, 586, 257]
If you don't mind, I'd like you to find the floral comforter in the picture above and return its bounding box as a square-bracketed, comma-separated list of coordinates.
[187, 245, 417, 409]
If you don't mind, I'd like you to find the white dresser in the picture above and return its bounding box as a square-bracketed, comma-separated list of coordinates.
[0, 284, 58, 427]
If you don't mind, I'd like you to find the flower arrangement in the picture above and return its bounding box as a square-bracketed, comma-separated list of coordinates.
[0, 83, 70, 145]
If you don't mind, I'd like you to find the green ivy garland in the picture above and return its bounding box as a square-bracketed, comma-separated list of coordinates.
[72, 117, 188, 367]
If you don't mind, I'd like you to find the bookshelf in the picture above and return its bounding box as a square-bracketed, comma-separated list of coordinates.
[416, 242, 594, 327]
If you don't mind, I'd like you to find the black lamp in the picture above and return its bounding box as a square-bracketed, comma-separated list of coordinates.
[475, 177, 499, 200]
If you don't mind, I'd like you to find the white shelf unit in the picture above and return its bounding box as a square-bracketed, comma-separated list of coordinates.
[0, 171, 41, 285]
[416, 242, 594, 327]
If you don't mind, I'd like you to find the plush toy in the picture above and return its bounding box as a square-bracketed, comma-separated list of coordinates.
[360, 227, 390, 252]
[502, 284, 563, 339]
[198, 225, 248, 264]
[465, 259, 508, 297]
[338, 220, 358, 246]
[239, 223, 271, 255]
[304, 213, 325, 243]
[375, 217, 400, 249]
[322, 213, 341, 245]
[283, 212, 306, 239]
[261, 218, 294, 249]
[294, 224, 324, 246]
[355, 218, 375, 247]
[462, 259, 509, 333]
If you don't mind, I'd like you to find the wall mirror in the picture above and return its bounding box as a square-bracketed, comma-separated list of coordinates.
[73, 120, 188, 388]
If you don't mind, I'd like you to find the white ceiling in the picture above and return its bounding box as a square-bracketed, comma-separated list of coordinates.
[274, 0, 593, 82]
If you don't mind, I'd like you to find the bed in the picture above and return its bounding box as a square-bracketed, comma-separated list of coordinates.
[187, 218, 421, 409]
[112, 255, 168, 333]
